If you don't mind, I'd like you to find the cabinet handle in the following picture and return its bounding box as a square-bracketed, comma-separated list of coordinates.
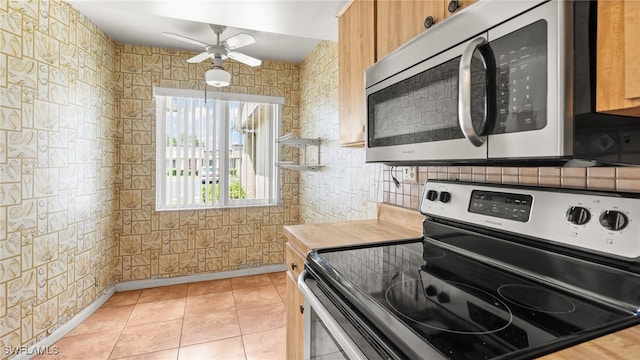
[299, 305, 304, 314]
[291, 262, 298, 271]
[448, 0, 459, 13]
[424, 16, 435, 29]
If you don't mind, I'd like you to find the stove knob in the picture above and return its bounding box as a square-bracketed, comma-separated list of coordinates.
[599, 210, 628, 231]
[566, 206, 590, 225]
[426, 190, 439, 201]
[439, 191, 451, 203]
[437, 292, 450, 304]
[424, 285, 437, 297]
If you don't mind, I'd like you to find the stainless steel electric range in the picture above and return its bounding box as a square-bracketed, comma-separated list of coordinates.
[300, 180, 640, 360]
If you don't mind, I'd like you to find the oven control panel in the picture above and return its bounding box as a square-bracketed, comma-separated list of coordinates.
[468, 190, 533, 222]
[420, 180, 640, 260]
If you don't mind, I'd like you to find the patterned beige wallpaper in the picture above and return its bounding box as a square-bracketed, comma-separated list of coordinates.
[1, 0, 118, 352]
[111, 45, 300, 282]
[298, 41, 382, 223]
[1, 0, 300, 354]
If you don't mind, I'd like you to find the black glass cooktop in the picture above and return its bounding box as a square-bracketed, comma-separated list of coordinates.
[307, 236, 640, 359]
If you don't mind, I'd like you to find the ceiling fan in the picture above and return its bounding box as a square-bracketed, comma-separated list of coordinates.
[162, 24, 262, 87]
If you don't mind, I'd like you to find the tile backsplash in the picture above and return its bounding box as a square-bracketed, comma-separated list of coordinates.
[384, 166, 640, 211]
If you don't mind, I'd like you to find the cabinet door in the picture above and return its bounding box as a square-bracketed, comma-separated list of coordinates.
[286, 272, 305, 360]
[376, 1, 445, 60]
[443, 0, 477, 18]
[286, 243, 304, 280]
[596, 1, 640, 115]
[338, 0, 375, 147]
[285, 242, 306, 360]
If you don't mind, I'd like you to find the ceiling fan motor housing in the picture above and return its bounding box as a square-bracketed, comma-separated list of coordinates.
[207, 44, 228, 59]
[211, 57, 225, 68]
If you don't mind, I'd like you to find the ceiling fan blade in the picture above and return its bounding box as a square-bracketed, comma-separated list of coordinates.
[227, 51, 262, 67]
[222, 33, 256, 50]
[186, 52, 212, 63]
[162, 32, 209, 47]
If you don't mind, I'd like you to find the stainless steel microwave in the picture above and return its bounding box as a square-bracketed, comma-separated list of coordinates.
[365, 0, 640, 167]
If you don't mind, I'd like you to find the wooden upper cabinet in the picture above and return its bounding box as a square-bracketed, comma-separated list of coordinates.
[443, 0, 477, 18]
[338, 0, 375, 147]
[376, 1, 445, 60]
[597, 1, 640, 116]
[337, 0, 479, 147]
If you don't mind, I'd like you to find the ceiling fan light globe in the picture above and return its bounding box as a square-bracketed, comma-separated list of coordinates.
[205, 68, 231, 87]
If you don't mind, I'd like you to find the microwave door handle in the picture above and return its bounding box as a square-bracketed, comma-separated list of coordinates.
[459, 36, 488, 147]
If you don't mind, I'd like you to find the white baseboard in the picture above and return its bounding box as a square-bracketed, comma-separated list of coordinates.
[115, 263, 287, 291]
[11, 264, 287, 359]
[12, 287, 115, 360]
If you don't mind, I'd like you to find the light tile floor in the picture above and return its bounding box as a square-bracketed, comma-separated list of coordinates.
[38, 272, 287, 360]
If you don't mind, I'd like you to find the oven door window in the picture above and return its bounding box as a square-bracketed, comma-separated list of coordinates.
[308, 309, 348, 359]
[367, 54, 487, 148]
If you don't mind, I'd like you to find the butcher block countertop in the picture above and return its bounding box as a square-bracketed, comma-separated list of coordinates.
[539, 325, 640, 359]
[283, 203, 640, 359]
[284, 203, 425, 255]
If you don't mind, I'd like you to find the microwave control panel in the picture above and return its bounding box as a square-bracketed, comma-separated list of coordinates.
[490, 19, 547, 134]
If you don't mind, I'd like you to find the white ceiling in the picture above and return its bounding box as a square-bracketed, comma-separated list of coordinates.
[68, 0, 348, 63]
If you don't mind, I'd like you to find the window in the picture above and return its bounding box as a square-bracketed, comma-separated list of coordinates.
[154, 87, 282, 210]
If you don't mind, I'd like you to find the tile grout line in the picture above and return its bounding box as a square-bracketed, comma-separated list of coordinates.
[110, 293, 187, 359]
[106, 297, 137, 360]
[122, 293, 148, 359]
[176, 294, 187, 360]
[229, 283, 249, 360]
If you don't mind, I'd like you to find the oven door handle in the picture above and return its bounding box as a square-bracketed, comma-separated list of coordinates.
[298, 270, 367, 360]
[458, 36, 488, 147]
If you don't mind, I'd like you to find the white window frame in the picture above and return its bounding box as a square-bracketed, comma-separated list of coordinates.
[154, 87, 283, 210]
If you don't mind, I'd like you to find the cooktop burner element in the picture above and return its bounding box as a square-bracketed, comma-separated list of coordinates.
[498, 284, 576, 314]
[385, 279, 513, 335]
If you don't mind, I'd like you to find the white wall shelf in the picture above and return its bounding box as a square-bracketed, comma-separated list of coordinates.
[276, 133, 322, 171]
